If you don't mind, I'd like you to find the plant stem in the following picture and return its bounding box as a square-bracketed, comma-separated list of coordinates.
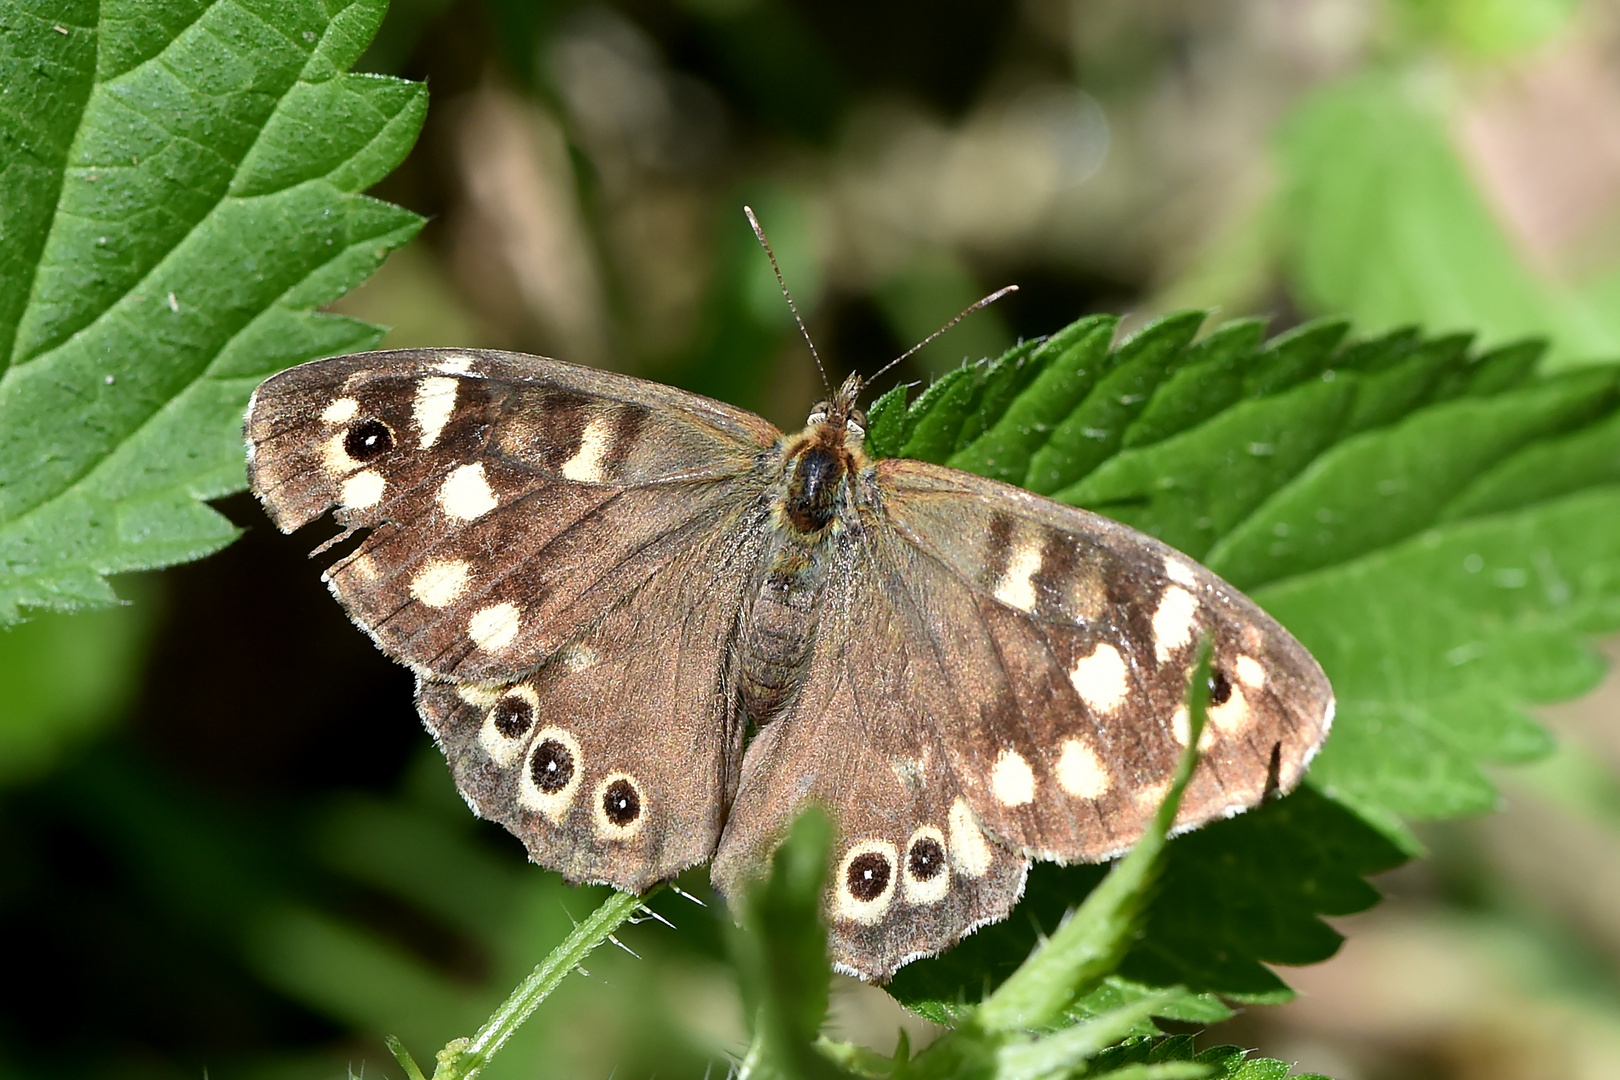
[428, 887, 654, 1080]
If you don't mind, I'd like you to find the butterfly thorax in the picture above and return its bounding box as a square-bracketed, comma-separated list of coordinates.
[740, 388, 870, 722]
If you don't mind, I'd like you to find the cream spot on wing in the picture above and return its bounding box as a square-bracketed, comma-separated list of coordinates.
[1234, 654, 1267, 690]
[433, 354, 476, 374]
[832, 839, 899, 924]
[1134, 778, 1172, 810]
[560, 414, 615, 483]
[456, 683, 502, 707]
[901, 826, 950, 905]
[1069, 642, 1130, 714]
[1210, 685, 1256, 735]
[479, 685, 539, 766]
[1055, 738, 1111, 799]
[468, 603, 521, 651]
[322, 397, 359, 424]
[989, 749, 1036, 806]
[1152, 586, 1200, 664]
[1171, 704, 1215, 750]
[410, 559, 470, 608]
[340, 469, 386, 508]
[594, 772, 647, 840]
[994, 541, 1043, 612]
[1163, 556, 1199, 588]
[560, 645, 601, 673]
[342, 552, 378, 581]
[439, 463, 499, 521]
[322, 430, 357, 474]
[948, 798, 993, 878]
[413, 377, 459, 448]
[518, 726, 582, 820]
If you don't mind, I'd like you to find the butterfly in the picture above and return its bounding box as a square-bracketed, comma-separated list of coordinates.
[244, 340, 1333, 980]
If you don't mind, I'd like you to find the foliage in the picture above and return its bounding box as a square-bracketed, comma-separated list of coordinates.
[0, 0, 425, 626]
[4, 3, 1620, 1079]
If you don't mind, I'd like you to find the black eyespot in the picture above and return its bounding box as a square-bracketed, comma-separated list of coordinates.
[345, 418, 394, 460]
[531, 739, 574, 793]
[846, 851, 892, 902]
[492, 697, 534, 739]
[603, 778, 641, 826]
[907, 837, 945, 882]
[1209, 668, 1233, 707]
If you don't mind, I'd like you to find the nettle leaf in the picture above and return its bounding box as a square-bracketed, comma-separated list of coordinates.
[0, 0, 425, 624]
[1088, 1036, 1330, 1080]
[876, 310, 1620, 1008]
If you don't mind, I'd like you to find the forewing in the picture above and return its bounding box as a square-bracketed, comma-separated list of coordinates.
[246, 348, 779, 682]
[417, 505, 767, 891]
[712, 534, 1029, 981]
[873, 458, 1334, 863]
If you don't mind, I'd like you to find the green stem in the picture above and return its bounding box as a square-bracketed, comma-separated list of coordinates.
[425, 887, 654, 1080]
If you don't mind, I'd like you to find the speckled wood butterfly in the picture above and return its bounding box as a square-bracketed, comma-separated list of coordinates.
[245, 338, 1332, 979]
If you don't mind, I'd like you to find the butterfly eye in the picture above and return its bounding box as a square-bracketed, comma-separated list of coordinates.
[806, 400, 831, 425]
[531, 738, 576, 793]
[907, 835, 944, 881]
[845, 850, 893, 901]
[1208, 667, 1233, 707]
[492, 696, 535, 739]
[602, 777, 642, 825]
[344, 419, 394, 461]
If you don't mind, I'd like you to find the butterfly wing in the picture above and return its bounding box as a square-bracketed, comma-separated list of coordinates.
[711, 525, 1030, 979]
[872, 457, 1333, 862]
[246, 348, 781, 890]
[714, 456, 1332, 977]
[246, 348, 780, 682]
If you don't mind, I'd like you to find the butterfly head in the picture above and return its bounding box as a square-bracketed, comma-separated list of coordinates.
[805, 371, 868, 445]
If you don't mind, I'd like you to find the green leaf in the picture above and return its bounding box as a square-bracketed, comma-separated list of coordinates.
[1261, 488, 1620, 823]
[0, 590, 150, 786]
[898, 366, 981, 463]
[1088, 1037, 1329, 1080]
[1205, 368, 1619, 589]
[733, 808, 849, 1080]
[0, 0, 425, 625]
[1276, 72, 1620, 364]
[885, 309, 1620, 1001]
[890, 786, 1401, 1018]
[1024, 311, 1206, 494]
[945, 315, 1119, 483]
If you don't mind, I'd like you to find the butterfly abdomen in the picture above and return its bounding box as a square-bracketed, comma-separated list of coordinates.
[738, 535, 833, 722]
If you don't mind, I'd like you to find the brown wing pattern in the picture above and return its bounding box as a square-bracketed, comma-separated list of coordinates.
[873, 458, 1334, 863]
[716, 458, 1331, 977]
[711, 528, 1029, 980]
[246, 349, 780, 682]
[416, 501, 769, 891]
[247, 348, 781, 890]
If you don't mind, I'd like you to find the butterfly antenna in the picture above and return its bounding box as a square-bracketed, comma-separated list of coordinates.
[867, 284, 1019, 386]
[744, 205, 830, 395]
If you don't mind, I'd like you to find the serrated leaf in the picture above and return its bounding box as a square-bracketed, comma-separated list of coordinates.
[889, 311, 1620, 968]
[1120, 318, 1264, 450]
[898, 366, 980, 463]
[863, 382, 912, 460]
[1024, 311, 1206, 494]
[890, 786, 1400, 1018]
[945, 314, 1119, 482]
[953, 338, 1047, 452]
[1088, 1036, 1329, 1080]
[1261, 488, 1620, 821]
[1242, 318, 1347, 397]
[1058, 376, 1357, 560]
[0, 0, 425, 624]
[1204, 368, 1619, 589]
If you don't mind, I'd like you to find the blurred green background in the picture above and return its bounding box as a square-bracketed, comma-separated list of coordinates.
[5, 1, 1620, 1077]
